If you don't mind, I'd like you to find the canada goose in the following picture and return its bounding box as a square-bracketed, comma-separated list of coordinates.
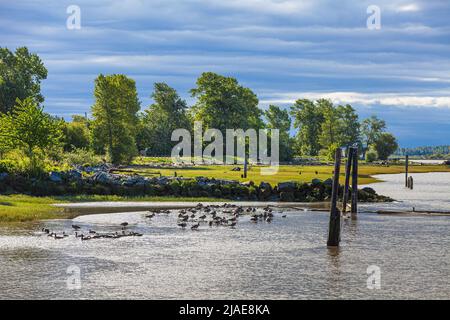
[199, 215, 207, 220]
[120, 222, 129, 228]
[72, 225, 81, 230]
[89, 229, 96, 234]
[190, 213, 196, 218]
[145, 213, 155, 219]
[266, 217, 273, 223]
[282, 215, 287, 218]
[229, 221, 237, 228]
[250, 216, 258, 223]
[191, 223, 200, 230]
[178, 222, 187, 229]
[179, 215, 189, 222]
[42, 228, 50, 234]
[208, 221, 213, 227]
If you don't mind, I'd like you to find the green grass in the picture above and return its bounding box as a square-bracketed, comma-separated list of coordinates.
[119, 163, 450, 186]
[0, 194, 227, 223]
[1, 163, 449, 223]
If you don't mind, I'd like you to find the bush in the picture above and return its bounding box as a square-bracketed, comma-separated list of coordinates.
[63, 148, 102, 167]
[366, 148, 378, 163]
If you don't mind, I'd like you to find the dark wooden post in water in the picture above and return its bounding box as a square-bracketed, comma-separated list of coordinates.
[327, 147, 342, 247]
[351, 147, 358, 219]
[342, 147, 354, 215]
[405, 155, 409, 187]
[243, 150, 248, 178]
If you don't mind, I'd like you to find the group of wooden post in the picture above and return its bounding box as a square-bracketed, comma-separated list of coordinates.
[405, 155, 413, 189]
[327, 146, 359, 247]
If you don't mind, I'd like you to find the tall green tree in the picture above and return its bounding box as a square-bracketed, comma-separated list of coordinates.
[91, 74, 140, 164]
[265, 105, 293, 161]
[290, 99, 324, 156]
[0, 47, 47, 113]
[138, 83, 191, 156]
[190, 72, 263, 132]
[0, 97, 62, 172]
[374, 132, 398, 160]
[318, 99, 341, 150]
[361, 115, 386, 158]
[336, 104, 360, 147]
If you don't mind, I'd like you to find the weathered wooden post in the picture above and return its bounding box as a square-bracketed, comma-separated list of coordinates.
[327, 147, 342, 247]
[342, 147, 354, 215]
[351, 147, 358, 220]
[243, 150, 248, 178]
[405, 155, 409, 187]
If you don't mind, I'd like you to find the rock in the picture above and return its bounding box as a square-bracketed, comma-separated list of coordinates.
[0, 172, 8, 181]
[92, 171, 120, 185]
[242, 181, 254, 186]
[278, 181, 296, 192]
[68, 170, 82, 180]
[259, 181, 272, 190]
[49, 171, 63, 183]
[231, 167, 241, 171]
[362, 187, 377, 195]
[311, 178, 323, 186]
[323, 178, 333, 186]
[280, 192, 295, 202]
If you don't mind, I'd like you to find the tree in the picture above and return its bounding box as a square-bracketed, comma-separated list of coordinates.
[0, 97, 62, 172]
[138, 83, 191, 156]
[361, 115, 386, 158]
[374, 132, 398, 160]
[190, 72, 263, 132]
[265, 105, 293, 161]
[337, 104, 360, 147]
[290, 99, 324, 156]
[318, 99, 341, 150]
[0, 47, 47, 113]
[91, 74, 140, 164]
[62, 115, 91, 152]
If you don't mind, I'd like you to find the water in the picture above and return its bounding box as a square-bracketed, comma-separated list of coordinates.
[0, 172, 449, 300]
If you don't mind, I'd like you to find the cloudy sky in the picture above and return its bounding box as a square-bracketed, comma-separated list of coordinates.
[1, 0, 449, 147]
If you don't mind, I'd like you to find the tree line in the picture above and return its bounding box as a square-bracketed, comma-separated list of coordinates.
[0, 47, 399, 171]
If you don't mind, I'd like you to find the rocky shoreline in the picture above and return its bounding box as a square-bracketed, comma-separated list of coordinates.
[0, 166, 393, 203]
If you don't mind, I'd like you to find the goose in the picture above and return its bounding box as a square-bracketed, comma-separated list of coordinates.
[282, 215, 287, 218]
[190, 213, 196, 218]
[228, 221, 237, 228]
[191, 223, 200, 230]
[208, 221, 213, 227]
[250, 216, 258, 223]
[145, 213, 155, 219]
[120, 222, 129, 228]
[89, 229, 96, 234]
[42, 228, 50, 234]
[199, 215, 207, 220]
[72, 225, 81, 231]
[266, 217, 273, 223]
[177, 222, 187, 229]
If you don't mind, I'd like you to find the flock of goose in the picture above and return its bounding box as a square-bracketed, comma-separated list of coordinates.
[39, 203, 287, 241]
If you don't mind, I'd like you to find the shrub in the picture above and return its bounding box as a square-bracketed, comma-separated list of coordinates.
[366, 148, 378, 163]
[63, 148, 102, 167]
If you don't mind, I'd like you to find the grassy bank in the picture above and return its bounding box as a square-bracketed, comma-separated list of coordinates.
[0, 194, 227, 223]
[121, 163, 450, 185]
[1, 163, 449, 223]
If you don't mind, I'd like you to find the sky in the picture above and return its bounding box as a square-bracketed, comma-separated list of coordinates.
[1, 0, 449, 147]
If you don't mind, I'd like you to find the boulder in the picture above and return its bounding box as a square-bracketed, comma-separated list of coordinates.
[259, 181, 272, 190]
[0, 172, 8, 181]
[92, 171, 120, 185]
[311, 178, 323, 186]
[280, 191, 295, 202]
[277, 181, 296, 192]
[323, 178, 333, 186]
[362, 187, 377, 195]
[68, 170, 82, 180]
[49, 171, 63, 183]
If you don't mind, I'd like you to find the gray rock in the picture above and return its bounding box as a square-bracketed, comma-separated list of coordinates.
[259, 181, 272, 190]
[311, 178, 323, 185]
[68, 170, 82, 180]
[323, 178, 333, 186]
[278, 181, 297, 192]
[0, 172, 8, 181]
[49, 171, 63, 183]
[362, 187, 377, 195]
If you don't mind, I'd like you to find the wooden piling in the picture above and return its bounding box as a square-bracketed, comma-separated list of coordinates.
[243, 151, 248, 178]
[351, 147, 358, 219]
[342, 147, 353, 214]
[327, 147, 342, 247]
[405, 155, 409, 187]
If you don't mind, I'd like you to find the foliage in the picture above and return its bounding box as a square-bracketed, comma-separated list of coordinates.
[0, 47, 47, 113]
[366, 147, 378, 162]
[91, 74, 140, 164]
[62, 148, 102, 167]
[137, 82, 191, 156]
[374, 132, 398, 160]
[190, 72, 263, 132]
[62, 115, 91, 151]
[361, 115, 386, 156]
[0, 97, 63, 175]
[264, 105, 293, 161]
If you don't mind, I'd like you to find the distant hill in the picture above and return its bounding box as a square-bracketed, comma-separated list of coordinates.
[395, 145, 450, 157]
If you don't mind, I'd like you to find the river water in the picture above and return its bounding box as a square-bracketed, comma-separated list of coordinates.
[0, 173, 449, 300]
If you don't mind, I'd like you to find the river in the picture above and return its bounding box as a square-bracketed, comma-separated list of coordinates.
[0, 172, 449, 299]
